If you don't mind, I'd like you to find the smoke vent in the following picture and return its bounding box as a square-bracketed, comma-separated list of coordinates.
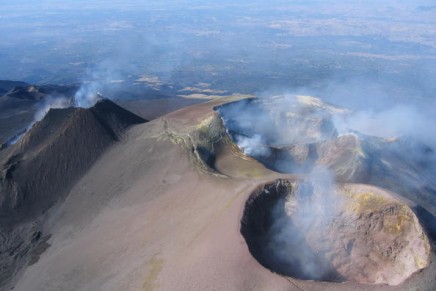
[215, 96, 346, 174]
[241, 179, 430, 285]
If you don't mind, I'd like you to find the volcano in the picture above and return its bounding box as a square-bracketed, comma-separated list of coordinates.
[0, 99, 146, 287]
[0, 82, 78, 145]
[241, 179, 430, 285]
[216, 96, 436, 214]
[0, 95, 435, 291]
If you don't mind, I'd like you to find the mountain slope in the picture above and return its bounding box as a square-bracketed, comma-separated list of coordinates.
[8, 98, 436, 291]
[0, 99, 146, 287]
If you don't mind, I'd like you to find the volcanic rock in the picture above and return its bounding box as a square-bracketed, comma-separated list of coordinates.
[1, 96, 435, 291]
[0, 98, 146, 214]
[241, 179, 431, 285]
[0, 99, 146, 287]
[216, 96, 436, 214]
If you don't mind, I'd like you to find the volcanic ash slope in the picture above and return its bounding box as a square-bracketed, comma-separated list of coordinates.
[0, 99, 146, 288]
[2, 96, 436, 291]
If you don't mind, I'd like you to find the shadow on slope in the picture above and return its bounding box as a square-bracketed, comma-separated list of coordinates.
[0, 99, 146, 288]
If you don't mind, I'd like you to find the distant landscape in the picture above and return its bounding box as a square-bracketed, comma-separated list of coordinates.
[1, 1, 435, 103]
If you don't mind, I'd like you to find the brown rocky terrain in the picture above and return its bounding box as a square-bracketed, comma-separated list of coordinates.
[216, 96, 436, 214]
[242, 179, 430, 285]
[0, 95, 434, 291]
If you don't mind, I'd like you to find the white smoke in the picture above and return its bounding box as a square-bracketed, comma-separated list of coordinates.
[4, 60, 120, 147]
[33, 61, 120, 124]
[73, 82, 102, 108]
[333, 104, 435, 143]
[266, 167, 342, 280]
[33, 96, 72, 123]
[5, 96, 72, 146]
[236, 134, 271, 157]
[73, 60, 122, 108]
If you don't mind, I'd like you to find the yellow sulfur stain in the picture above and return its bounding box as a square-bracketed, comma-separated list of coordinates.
[196, 115, 214, 130]
[142, 254, 164, 291]
[414, 255, 427, 269]
[343, 191, 388, 214]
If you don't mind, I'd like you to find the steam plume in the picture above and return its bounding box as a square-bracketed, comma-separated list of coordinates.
[266, 167, 342, 281]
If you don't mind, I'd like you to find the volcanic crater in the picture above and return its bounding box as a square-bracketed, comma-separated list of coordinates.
[214, 95, 433, 286]
[1, 93, 435, 290]
[241, 179, 430, 285]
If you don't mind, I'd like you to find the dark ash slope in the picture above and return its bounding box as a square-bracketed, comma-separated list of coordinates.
[0, 99, 146, 288]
